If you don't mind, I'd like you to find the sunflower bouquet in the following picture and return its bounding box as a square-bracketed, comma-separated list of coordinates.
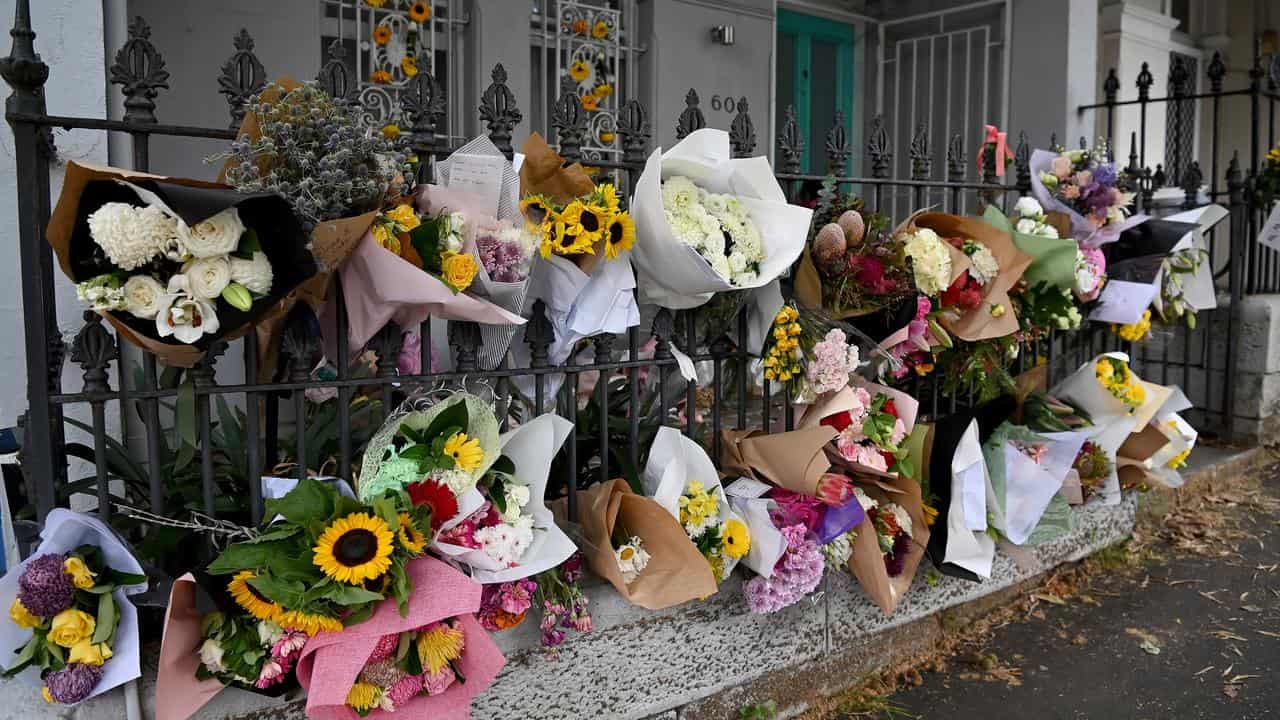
[207, 478, 430, 635]
[520, 181, 635, 265]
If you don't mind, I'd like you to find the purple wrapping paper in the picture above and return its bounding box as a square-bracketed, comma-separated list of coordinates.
[816, 496, 866, 544]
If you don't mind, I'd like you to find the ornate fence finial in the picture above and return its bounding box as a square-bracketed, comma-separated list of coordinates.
[1169, 55, 1190, 97]
[826, 110, 851, 174]
[1180, 161, 1203, 209]
[617, 99, 651, 164]
[218, 29, 266, 129]
[729, 97, 756, 158]
[651, 308, 675, 360]
[908, 121, 931, 180]
[1014, 131, 1031, 193]
[449, 321, 481, 372]
[480, 64, 521, 159]
[676, 89, 705, 139]
[526, 300, 553, 368]
[317, 40, 353, 101]
[284, 315, 321, 383]
[71, 313, 117, 394]
[594, 332, 615, 364]
[867, 114, 891, 179]
[402, 53, 445, 142]
[777, 105, 804, 174]
[0, 0, 49, 104]
[110, 17, 169, 124]
[551, 90, 587, 163]
[946, 134, 965, 183]
[370, 322, 402, 381]
[1208, 51, 1226, 93]
[1136, 61, 1153, 102]
[1103, 68, 1120, 103]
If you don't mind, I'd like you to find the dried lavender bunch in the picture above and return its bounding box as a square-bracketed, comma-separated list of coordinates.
[219, 82, 412, 229]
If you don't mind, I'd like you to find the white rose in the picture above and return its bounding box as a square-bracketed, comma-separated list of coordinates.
[180, 208, 245, 258]
[229, 251, 274, 295]
[184, 255, 231, 299]
[1013, 196, 1044, 219]
[155, 275, 220, 344]
[1014, 218, 1039, 235]
[122, 275, 165, 318]
[199, 639, 225, 673]
[505, 483, 531, 512]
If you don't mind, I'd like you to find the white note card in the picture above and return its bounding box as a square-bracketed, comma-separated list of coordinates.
[444, 153, 508, 215]
[1089, 279, 1158, 325]
[724, 476, 772, 499]
[1259, 204, 1280, 252]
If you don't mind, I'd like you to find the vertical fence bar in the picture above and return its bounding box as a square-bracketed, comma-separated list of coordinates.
[736, 309, 748, 429]
[193, 345, 223, 516]
[627, 326, 640, 472]
[684, 310, 697, 438]
[244, 333, 263, 524]
[71, 315, 117, 519]
[595, 333, 614, 484]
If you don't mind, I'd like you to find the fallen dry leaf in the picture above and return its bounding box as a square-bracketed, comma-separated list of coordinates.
[1031, 592, 1066, 606]
[1194, 665, 1215, 677]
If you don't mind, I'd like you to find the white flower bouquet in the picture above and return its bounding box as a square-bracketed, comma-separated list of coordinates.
[630, 128, 812, 311]
[48, 162, 315, 367]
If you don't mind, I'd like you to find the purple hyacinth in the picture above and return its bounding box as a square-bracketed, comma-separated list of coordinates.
[18, 554, 74, 618]
[44, 662, 103, 704]
[1093, 163, 1118, 187]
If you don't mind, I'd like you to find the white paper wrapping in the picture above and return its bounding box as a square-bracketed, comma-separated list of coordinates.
[1152, 204, 1228, 317]
[629, 128, 812, 310]
[0, 509, 147, 703]
[987, 430, 1089, 546]
[943, 421, 995, 579]
[723, 478, 786, 579]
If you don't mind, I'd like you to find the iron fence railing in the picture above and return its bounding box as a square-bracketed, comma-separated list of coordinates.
[0, 3, 1272, 548]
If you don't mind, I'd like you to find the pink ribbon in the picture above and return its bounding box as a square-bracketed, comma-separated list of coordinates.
[977, 125, 1014, 177]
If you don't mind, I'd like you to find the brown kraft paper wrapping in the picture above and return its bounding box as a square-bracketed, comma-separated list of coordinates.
[555, 478, 717, 610]
[846, 475, 931, 615]
[1115, 422, 1170, 489]
[518, 133, 607, 274]
[910, 212, 1033, 342]
[718, 427, 838, 497]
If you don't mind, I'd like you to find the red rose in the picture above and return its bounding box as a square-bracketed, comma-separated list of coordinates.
[882, 398, 899, 418]
[820, 411, 854, 433]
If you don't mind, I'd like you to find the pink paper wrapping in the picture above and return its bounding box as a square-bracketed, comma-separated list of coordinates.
[322, 230, 526, 360]
[295, 556, 504, 720]
[154, 573, 225, 720]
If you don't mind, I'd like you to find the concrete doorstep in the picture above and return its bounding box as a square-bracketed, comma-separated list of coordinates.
[0, 446, 1263, 720]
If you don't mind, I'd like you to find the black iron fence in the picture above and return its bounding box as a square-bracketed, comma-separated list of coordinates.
[0, 3, 1274, 546]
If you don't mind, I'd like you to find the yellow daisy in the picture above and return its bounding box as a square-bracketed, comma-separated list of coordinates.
[721, 519, 750, 559]
[312, 513, 395, 585]
[227, 570, 282, 622]
[416, 621, 465, 675]
[443, 432, 484, 473]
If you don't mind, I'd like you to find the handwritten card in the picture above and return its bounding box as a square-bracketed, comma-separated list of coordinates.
[724, 476, 772, 499]
[442, 153, 508, 216]
[1089, 278, 1158, 325]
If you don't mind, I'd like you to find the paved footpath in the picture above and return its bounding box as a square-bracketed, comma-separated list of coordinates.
[860, 463, 1280, 720]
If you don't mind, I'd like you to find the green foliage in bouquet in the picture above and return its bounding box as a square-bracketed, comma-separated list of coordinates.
[936, 338, 1019, 404]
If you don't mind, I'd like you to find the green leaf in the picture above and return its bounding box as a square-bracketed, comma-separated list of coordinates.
[247, 572, 306, 608]
[401, 630, 423, 675]
[489, 455, 515, 477]
[421, 401, 469, 444]
[242, 525, 302, 545]
[2, 635, 42, 676]
[264, 478, 337, 526]
[323, 585, 385, 606]
[342, 603, 376, 628]
[92, 592, 115, 645]
[207, 538, 300, 575]
[238, 227, 262, 255]
[391, 558, 412, 617]
[408, 219, 445, 272]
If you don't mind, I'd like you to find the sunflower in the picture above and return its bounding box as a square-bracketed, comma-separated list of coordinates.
[371, 69, 392, 85]
[568, 60, 591, 83]
[594, 82, 614, 99]
[442, 432, 484, 473]
[603, 210, 635, 260]
[416, 620, 465, 675]
[400, 55, 418, 78]
[347, 682, 383, 712]
[228, 570, 282, 622]
[408, 1, 431, 22]
[519, 195, 555, 233]
[597, 183, 620, 214]
[721, 519, 751, 559]
[548, 220, 597, 256]
[277, 609, 344, 636]
[559, 200, 607, 246]
[599, 130, 615, 144]
[372, 25, 392, 45]
[580, 94, 599, 112]
[571, 18, 588, 35]
[313, 513, 395, 585]
[397, 513, 427, 555]
[592, 20, 610, 39]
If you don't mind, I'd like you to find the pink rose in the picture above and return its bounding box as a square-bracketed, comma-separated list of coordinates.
[1052, 156, 1073, 179]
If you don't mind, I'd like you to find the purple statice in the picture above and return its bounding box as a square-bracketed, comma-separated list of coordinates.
[475, 221, 533, 283]
[44, 662, 103, 704]
[744, 524, 825, 614]
[885, 532, 912, 577]
[18, 553, 74, 618]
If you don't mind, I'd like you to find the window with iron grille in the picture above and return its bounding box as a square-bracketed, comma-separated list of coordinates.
[1164, 51, 1198, 187]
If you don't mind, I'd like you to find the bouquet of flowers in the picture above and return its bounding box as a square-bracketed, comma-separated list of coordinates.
[799, 378, 920, 480]
[742, 518, 823, 614]
[47, 162, 315, 367]
[295, 556, 505, 719]
[642, 427, 751, 583]
[630, 128, 811, 311]
[1095, 355, 1145, 411]
[718, 426, 856, 506]
[520, 183, 633, 268]
[195, 612, 306, 693]
[983, 199, 1085, 333]
[981, 422, 1089, 545]
[1071, 440, 1114, 502]
[0, 510, 147, 705]
[794, 179, 911, 319]
[844, 475, 930, 615]
[859, 488, 915, 578]
[1029, 144, 1145, 246]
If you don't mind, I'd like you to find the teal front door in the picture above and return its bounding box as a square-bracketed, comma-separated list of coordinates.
[776, 9, 856, 175]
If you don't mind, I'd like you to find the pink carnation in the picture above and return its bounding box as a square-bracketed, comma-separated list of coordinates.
[422, 666, 456, 696]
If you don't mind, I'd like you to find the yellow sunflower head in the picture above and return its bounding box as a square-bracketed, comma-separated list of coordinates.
[313, 513, 395, 585]
[594, 83, 614, 99]
[416, 620, 465, 675]
[592, 20, 610, 39]
[580, 94, 599, 112]
[347, 682, 383, 712]
[371, 69, 392, 85]
[604, 211, 635, 260]
[550, 220, 597, 256]
[559, 200, 607, 244]
[228, 570, 282, 622]
[373, 25, 392, 46]
[520, 195, 556, 232]
[596, 184, 621, 214]
[397, 512, 427, 555]
[277, 609, 345, 637]
[443, 432, 484, 473]
[401, 55, 419, 78]
[599, 131, 616, 144]
[408, 2, 431, 23]
[381, 123, 401, 139]
[568, 60, 591, 83]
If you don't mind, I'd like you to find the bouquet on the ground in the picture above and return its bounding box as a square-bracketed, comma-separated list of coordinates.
[48, 162, 314, 367]
[794, 178, 912, 319]
[1116, 387, 1197, 491]
[981, 422, 1090, 545]
[432, 413, 577, 583]
[0, 510, 147, 705]
[295, 556, 505, 718]
[561, 477, 717, 610]
[629, 127, 811, 313]
[985, 199, 1084, 332]
[845, 475, 929, 615]
[718, 426, 855, 506]
[1029, 144, 1145, 246]
[741, 511, 824, 614]
[642, 427, 751, 583]
[920, 414, 996, 581]
[476, 553, 592, 648]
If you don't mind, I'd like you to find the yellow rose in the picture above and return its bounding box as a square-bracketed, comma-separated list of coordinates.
[371, 224, 400, 254]
[9, 600, 40, 629]
[42, 686, 53, 704]
[63, 556, 97, 590]
[68, 641, 113, 666]
[441, 251, 478, 292]
[48, 609, 95, 649]
[384, 204, 421, 232]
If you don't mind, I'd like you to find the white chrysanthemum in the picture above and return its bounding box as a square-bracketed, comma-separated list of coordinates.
[180, 207, 245, 258]
[702, 224, 726, 257]
[903, 228, 953, 296]
[615, 536, 650, 584]
[701, 190, 729, 215]
[727, 250, 749, 275]
[88, 202, 180, 270]
[709, 253, 732, 281]
[431, 467, 475, 498]
[230, 251, 274, 295]
[853, 486, 878, 511]
[122, 275, 164, 318]
[968, 243, 1000, 286]
[661, 175, 701, 213]
[667, 210, 705, 249]
[823, 530, 855, 570]
[887, 502, 914, 537]
[1013, 196, 1044, 219]
[185, 255, 232, 300]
